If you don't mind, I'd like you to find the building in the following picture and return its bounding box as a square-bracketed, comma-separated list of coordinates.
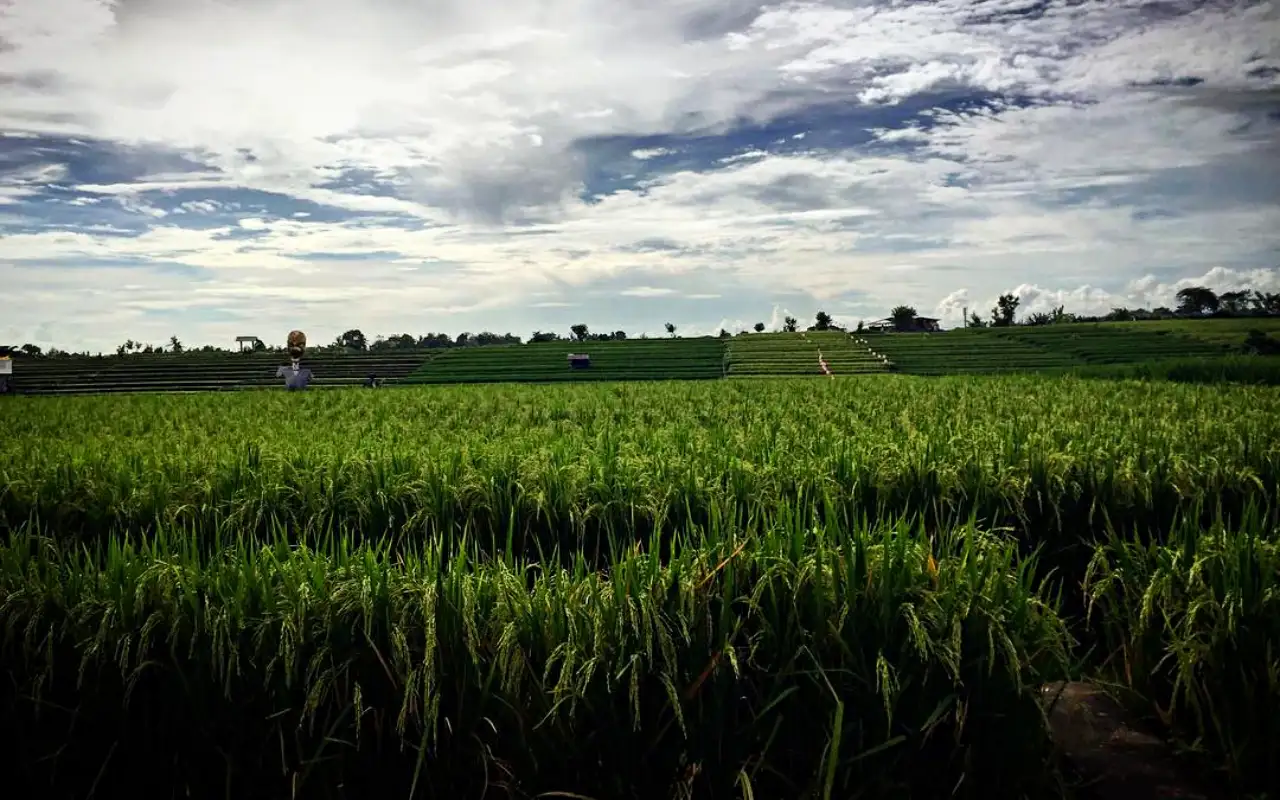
[865, 317, 941, 333]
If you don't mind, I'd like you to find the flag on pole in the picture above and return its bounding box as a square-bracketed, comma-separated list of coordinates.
[818, 350, 833, 379]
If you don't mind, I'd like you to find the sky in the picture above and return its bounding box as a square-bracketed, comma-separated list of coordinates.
[1, 0, 1279, 352]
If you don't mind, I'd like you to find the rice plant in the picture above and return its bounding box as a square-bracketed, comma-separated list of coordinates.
[1084, 508, 1280, 792]
[1, 514, 1070, 799]
[3, 374, 1278, 796]
[2, 377, 1276, 552]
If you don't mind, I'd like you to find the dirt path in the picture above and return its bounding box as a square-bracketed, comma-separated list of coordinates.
[1044, 682, 1217, 799]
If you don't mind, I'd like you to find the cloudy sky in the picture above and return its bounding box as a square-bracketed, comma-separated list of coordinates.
[2, 0, 1278, 352]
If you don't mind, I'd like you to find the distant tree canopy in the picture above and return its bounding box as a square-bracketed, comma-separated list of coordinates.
[1176, 286, 1220, 315]
[991, 294, 1020, 327]
[889, 305, 918, 332]
[1024, 305, 1074, 326]
[336, 329, 368, 351]
[12, 277, 1280, 359]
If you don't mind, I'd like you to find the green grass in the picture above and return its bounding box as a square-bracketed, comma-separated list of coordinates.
[405, 337, 724, 383]
[725, 332, 887, 376]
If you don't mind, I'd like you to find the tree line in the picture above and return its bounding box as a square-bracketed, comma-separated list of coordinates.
[4, 285, 1278, 359]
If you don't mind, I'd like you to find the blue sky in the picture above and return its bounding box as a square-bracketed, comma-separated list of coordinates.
[1, 0, 1278, 352]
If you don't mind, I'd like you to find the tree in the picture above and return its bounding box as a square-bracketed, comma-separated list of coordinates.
[613, 330, 627, 340]
[813, 311, 833, 331]
[664, 322, 676, 337]
[856, 321, 865, 332]
[782, 316, 798, 333]
[1175, 286, 1218, 316]
[169, 335, 184, 353]
[372, 333, 416, 351]
[1251, 291, 1280, 314]
[338, 329, 368, 351]
[990, 294, 1019, 327]
[570, 323, 589, 341]
[717, 328, 729, 338]
[753, 322, 765, 333]
[1219, 291, 1250, 315]
[1025, 306, 1070, 326]
[2, 343, 43, 358]
[889, 305, 917, 332]
[967, 312, 986, 328]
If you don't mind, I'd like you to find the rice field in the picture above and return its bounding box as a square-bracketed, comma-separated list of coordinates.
[405, 337, 724, 383]
[725, 331, 886, 376]
[2, 376, 1279, 798]
[1103, 317, 1280, 348]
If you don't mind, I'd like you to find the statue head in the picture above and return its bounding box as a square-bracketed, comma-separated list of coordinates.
[287, 329, 307, 369]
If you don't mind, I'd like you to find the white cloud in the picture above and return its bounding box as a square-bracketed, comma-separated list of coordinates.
[619, 286, 677, 297]
[631, 148, 674, 160]
[0, 0, 1277, 351]
[931, 267, 1280, 328]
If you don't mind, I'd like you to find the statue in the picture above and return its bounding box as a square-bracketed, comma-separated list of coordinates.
[276, 329, 313, 390]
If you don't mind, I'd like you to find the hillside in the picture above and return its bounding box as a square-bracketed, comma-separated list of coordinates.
[863, 322, 1250, 374]
[7, 351, 430, 394]
[990, 324, 1228, 363]
[725, 331, 887, 377]
[404, 337, 723, 383]
[3, 318, 1277, 394]
[864, 329, 1084, 374]
[1095, 317, 1280, 349]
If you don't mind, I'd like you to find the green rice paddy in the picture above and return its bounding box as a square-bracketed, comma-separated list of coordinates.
[3, 375, 1279, 798]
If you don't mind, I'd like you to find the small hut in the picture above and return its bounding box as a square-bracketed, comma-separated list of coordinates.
[567, 353, 591, 370]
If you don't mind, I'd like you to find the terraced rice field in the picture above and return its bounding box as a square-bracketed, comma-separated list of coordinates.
[9, 350, 431, 394]
[3, 377, 1279, 798]
[725, 331, 887, 376]
[991, 324, 1227, 363]
[863, 329, 1084, 373]
[405, 336, 724, 383]
[1102, 317, 1280, 348]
